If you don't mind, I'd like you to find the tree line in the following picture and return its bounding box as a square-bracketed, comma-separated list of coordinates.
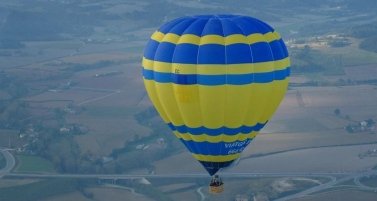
[350, 21, 377, 53]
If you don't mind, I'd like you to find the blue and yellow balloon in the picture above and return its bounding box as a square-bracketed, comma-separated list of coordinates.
[142, 15, 290, 176]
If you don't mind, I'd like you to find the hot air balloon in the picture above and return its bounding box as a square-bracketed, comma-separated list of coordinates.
[142, 14, 290, 193]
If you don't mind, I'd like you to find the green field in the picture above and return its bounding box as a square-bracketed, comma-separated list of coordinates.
[322, 44, 377, 66]
[15, 154, 55, 173]
[0, 179, 82, 201]
[360, 176, 377, 188]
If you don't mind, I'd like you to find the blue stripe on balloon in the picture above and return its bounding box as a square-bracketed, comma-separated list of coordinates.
[159, 15, 273, 36]
[200, 18, 224, 36]
[180, 138, 254, 155]
[231, 16, 272, 35]
[167, 122, 266, 135]
[226, 44, 253, 63]
[145, 42, 288, 64]
[142, 68, 290, 86]
[270, 39, 289, 60]
[182, 18, 210, 36]
[197, 44, 226, 64]
[249, 42, 273, 63]
[172, 44, 199, 64]
[199, 160, 235, 176]
[153, 42, 176, 63]
[143, 40, 160, 60]
[168, 18, 197, 36]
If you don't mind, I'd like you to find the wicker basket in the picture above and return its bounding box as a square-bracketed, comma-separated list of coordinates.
[209, 184, 224, 194]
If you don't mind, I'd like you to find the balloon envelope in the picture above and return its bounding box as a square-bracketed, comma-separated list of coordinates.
[142, 14, 290, 175]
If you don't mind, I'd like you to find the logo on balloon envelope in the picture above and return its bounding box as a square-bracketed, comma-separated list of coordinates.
[224, 139, 252, 155]
[142, 14, 290, 176]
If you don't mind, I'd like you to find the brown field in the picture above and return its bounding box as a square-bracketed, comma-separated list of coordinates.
[59, 51, 138, 64]
[72, 116, 151, 156]
[41, 186, 154, 201]
[243, 129, 376, 157]
[65, 61, 149, 156]
[0, 179, 40, 188]
[169, 190, 199, 201]
[235, 144, 377, 173]
[27, 101, 72, 110]
[344, 65, 377, 81]
[153, 152, 204, 175]
[296, 86, 377, 109]
[71, 61, 147, 151]
[25, 89, 106, 105]
[290, 75, 312, 84]
[86, 187, 153, 201]
[159, 183, 196, 193]
[70, 64, 127, 81]
[79, 84, 145, 108]
[293, 189, 377, 201]
[14, 53, 149, 156]
[41, 191, 91, 201]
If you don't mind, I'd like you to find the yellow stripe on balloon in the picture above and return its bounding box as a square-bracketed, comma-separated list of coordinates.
[151, 31, 165, 42]
[143, 79, 170, 123]
[179, 34, 201, 44]
[259, 79, 289, 122]
[200, 35, 225, 45]
[225, 34, 248, 45]
[142, 57, 290, 75]
[150, 31, 281, 45]
[192, 153, 241, 162]
[173, 131, 258, 143]
[247, 32, 281, 44]
[161, 33, 180, 44]
[143, 80, 288, 128]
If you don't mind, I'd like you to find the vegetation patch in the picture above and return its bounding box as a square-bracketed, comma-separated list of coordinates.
[290, 46, 345, 75]
[0, 179, 96, 201]
[15, 154, 55, 173]
[359, 36, 377, 53]
[350, 21, 377, 53]
[359, 175, 377, 188]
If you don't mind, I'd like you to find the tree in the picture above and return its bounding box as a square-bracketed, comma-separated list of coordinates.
[334, 108, 341, 116]
[346, 125, 354, 133]
[366, 119, 376, 127]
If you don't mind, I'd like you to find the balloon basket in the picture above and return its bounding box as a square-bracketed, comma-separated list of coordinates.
[209, 184, 224, 194]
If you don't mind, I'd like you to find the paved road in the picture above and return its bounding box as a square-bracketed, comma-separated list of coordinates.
[0, 148, 16, 178]
[196, 187, 205, 201]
